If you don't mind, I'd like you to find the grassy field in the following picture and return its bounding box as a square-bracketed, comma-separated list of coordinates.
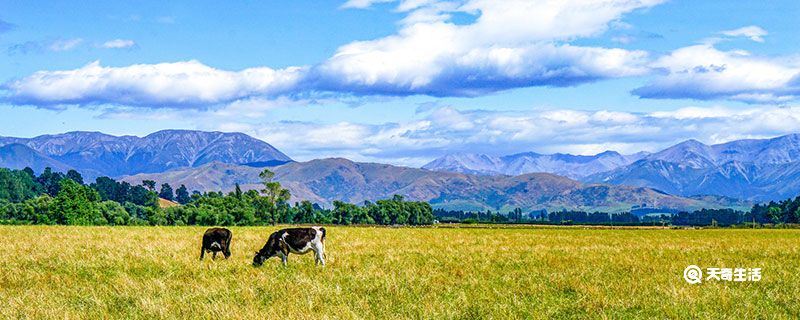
[1, 225, 799, 319]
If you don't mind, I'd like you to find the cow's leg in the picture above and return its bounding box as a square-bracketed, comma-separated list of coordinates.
[223, 241, 231, 259]
[200, 247, 205, 260]
[279, 252, 288, 266]
[212, 251, 217, 260]
[315, 244, 326, 266]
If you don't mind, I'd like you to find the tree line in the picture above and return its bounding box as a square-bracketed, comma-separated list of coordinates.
[0, 167, 433, 226]
[3, 166, 799, 227]
[435, 199, 800, 227]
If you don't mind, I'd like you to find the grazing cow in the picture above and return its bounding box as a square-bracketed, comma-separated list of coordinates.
[252, 227, 326, 267]
[200, 227, 232, 260]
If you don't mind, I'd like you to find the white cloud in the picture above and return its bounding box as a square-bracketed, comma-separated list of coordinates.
[315, 105, 800, 165]
[721, 25, 768, 42]
[48, 38, 83, 51]
[101, 101, 800, 167]
[316, 0, 660, 96]
[341, 0, 394, 9]
[3, 0, 664, 108]
[649, 106, 735, 120]
[4, 60, 307, 108]
[8, 1, 796, 110]
[633, 43, 800, 103]
[101, 39, 136, 49]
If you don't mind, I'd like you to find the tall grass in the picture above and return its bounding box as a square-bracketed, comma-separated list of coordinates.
[1, 226, 798, 319]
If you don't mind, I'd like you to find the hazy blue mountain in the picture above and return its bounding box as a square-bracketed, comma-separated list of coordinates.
[0, 130, 292, 178]
[0, 143, 73, 173]
[423, 150, 647, 178]
[5, 129, 800, 203]
[424, 134, 800, 201]
[122, 159, 742, 212]
[584, 134, 800, 201]
[421, 153, 507, 175]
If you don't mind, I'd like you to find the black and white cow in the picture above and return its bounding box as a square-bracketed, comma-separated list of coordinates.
[200, 227, 232, 260]
[252, 227, 326, 266]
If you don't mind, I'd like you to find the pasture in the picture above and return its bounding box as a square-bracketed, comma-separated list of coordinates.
[1, 225, 799, 319]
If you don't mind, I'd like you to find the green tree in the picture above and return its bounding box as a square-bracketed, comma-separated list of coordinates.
[0, 168, 41, 202]
[767, 206, 783, 224]
[22, 167, 35, 179]
[295, 200, 318, 223]
[53, 179, 104, 225]
[129, 185, 158, 207]
[66, 169, 84, 185]
[258, 169, 291, 225]
[37, 167, 64, 197]
[142, 180, 156, 192]
[234, 183, 243, 200]
[97, 201, 130, 225]
[175, 185, 191, 205]
[332, 200, 355, 225]
[159, 183, 174, 201]
[28, 195, 55, 224]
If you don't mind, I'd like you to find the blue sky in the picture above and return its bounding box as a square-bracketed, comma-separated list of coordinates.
[1, 0, 799, 166]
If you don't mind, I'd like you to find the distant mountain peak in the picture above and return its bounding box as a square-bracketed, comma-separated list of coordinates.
[586, 133, 800, 201]
[122, 159, 733, 213]
[0, 130, 292, 179]
[425, 149, 642, 179]
[595, 150, 623, 157]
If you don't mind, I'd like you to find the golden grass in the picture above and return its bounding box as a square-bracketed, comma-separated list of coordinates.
[157, 198, 180, 208]
[1, 225, 798, 319]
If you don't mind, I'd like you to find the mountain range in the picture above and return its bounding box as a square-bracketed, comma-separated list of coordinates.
[583, 135, 800, 201]
[425, 134, 800, 201]
[0, 130, 291, 179]
[422, 151, 648, 179]
[4, 129, 800, 210]
[121, 159, 742, 212]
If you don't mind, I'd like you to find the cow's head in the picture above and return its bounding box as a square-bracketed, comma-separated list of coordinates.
[252, 236, 281, 267]
[252, 250, 270, 267]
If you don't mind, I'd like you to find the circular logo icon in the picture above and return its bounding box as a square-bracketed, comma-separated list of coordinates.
[684, 265, 703, 284]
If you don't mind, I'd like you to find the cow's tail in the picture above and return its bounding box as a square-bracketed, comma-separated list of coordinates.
[319, 227, 326, 244]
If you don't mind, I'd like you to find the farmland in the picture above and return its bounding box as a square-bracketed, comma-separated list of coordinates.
[1, 225, 799, 319]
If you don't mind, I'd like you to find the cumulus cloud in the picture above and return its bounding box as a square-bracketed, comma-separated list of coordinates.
[2, 0, 662, 108]
[175, 104, 800, 166]
[7, 2, 794, 110]
[314, 0, 659, 96]
[633, 43, 800, 103]
[48, 38, 83, 51]
[98, 97, 302, 121]
[341, 0, 394, 9]
[3, 60, 307, 108]
[101, 39, 136, 49]
[721, 25, 768, 42]
[7, 38, 84, 54]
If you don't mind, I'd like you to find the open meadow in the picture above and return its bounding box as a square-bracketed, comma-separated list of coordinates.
[1, 225, 799, 319]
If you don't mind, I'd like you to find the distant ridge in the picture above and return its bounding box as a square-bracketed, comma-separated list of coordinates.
[425, 134, 800, 201]
[4, 129, 800, 203]
[121, 159, 746, 213]
[0, 143, 72, 173]
[0, 130, 291, 179]
[423, 150, 647, 178]
[584, 134, 800, 201]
